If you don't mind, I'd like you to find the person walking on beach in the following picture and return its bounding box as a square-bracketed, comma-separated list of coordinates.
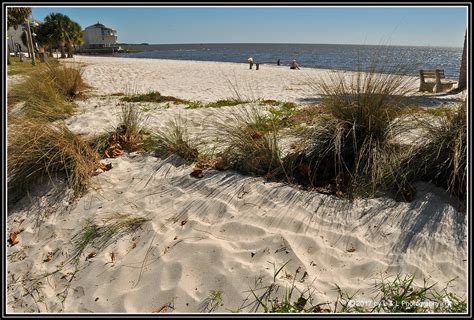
[290, 60, 300, 70]
[277, 59, 281, 66]
[248, 57, 254, 69]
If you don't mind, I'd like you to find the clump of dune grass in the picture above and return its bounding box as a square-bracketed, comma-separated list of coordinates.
[291, 64, 416, 196]
[8, 62, 86, 121]
[46, 62, 86, 99]
[399, 103, 466, 202]
[8, 70, 74, 121]
[8, 119, 99, 198]
[213, 109, 286, 178]
[148, 117, 199, 162]
[121, 91, 189, 104]
[89, 104, 146, 158]
[70, 214, 150, 261]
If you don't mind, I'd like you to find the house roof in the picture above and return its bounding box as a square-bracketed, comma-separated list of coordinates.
[85, 21, 114, 30]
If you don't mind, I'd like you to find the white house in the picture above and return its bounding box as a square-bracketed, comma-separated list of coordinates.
[82, 22, 118, 49]
[7, 19, 40, 53]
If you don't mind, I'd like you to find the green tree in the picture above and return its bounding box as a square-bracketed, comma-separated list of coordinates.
[42, 13, 72, 58]
[35, 22, 55, 62]
[66, 21, 83, 58]
[41, 13, 82, 59]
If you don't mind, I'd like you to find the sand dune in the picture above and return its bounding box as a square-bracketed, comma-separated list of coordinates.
[7, 56, 467, 313]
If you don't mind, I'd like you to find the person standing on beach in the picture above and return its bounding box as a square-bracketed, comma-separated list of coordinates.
[277, 59, 281, 66]
[290, 60, 300, 70]
[248, 57, 254, 69]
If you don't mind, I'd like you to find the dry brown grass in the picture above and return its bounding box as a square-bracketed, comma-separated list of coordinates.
[8, 118, 100, 198]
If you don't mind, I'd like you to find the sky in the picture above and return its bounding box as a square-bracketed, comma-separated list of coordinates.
[30, 6, 467, 47]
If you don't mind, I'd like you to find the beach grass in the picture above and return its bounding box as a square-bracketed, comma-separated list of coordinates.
[7, 119, 100, 198]
[71, 214, 150, 261]
[233, 261, 466, 313]
[287, 65, 415, 197]
[89, 103, 146, 158]
[212, 109, 285, 177]
[147, 117, 199, 162]
[8, 62, 86, 121]
[400, 103, 466, 202]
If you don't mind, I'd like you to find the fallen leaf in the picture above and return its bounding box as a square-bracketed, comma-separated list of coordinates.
[99, 162, 112, 171]
[190, 167, 204, 178]
[86, 252, 97, 260]
[43, 252, 54, 262]
[8, 232, 19, 246]
[180, 220, 187, 226]
[346, 247, 356, 253]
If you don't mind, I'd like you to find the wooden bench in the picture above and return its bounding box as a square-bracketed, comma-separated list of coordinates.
[419, 69, 457, 93]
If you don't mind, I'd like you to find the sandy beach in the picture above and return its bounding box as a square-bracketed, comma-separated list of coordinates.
[6, 56, 467, 313]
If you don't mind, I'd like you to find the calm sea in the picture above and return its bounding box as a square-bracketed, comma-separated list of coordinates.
[118, 43, 463, 79]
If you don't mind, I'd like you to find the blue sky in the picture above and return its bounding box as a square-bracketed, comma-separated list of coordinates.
[30, 6, 467, 47]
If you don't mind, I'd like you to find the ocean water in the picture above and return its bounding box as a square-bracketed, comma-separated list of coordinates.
[118, 43, 463, 79]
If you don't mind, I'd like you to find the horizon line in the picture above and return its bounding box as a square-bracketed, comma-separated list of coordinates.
[117, 42, 463, 49]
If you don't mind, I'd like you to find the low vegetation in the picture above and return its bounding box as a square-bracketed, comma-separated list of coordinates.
[212, 110, 285, 177]
[400, 103, 466, 202]
[229, 261, 466, 313]
[89, 103, 146, 158]
[70, 214, 150, 261]
[8, 119, 99, 198]
[289, 66, 415, 197]
[121, 91, 189, 104]
[186, 98, 249, 109]
[8, 61, 86, 121]
[147, 117, 199, 162]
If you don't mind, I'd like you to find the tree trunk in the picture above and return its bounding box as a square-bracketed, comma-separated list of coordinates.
[39, 47, 45, 63]
[67, 43, 74, 58]
[458, 31, 467, 91]
[25, 20, 35, 66]
[59, 41, 66, 58]
[7, 38, 11, 65]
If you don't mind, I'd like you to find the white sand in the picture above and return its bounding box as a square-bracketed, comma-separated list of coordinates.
[7, 56, 467, 313]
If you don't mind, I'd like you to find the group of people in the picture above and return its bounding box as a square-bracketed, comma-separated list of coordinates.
[247, 57, 300, 70]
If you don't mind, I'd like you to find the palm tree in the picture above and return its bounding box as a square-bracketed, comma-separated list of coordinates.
[43, 13, 72, 58]
[35, 22, 54, 62]
[42, 13, 82, 59]
[66, 21, 83, 58]
[7, 7, 32, 65]
[458, 31, 467, 91]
